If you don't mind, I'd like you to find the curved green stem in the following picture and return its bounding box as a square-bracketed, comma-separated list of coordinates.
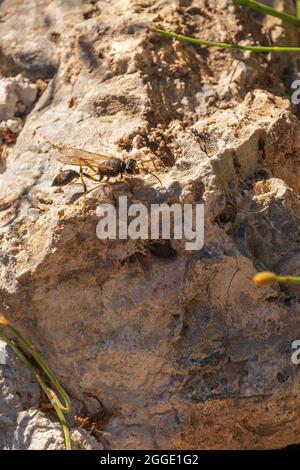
[0, 331, 50, 396]
[0, 325, 72, 450]
[235, 0, 300, 26]
[8, 323, 71, 413]
[154, 27, 300, 53]
[53, 401, 72, 451]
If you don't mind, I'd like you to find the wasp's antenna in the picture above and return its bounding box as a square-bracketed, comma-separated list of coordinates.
[141, 167, 162, 186]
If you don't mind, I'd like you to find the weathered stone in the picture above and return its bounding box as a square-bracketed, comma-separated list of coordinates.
[0, 344, 40, 436]
[3, 409, 103, 450]
[1, 0, 300, 451]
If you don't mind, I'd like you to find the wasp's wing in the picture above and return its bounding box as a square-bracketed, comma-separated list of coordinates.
[50, 143, 114, 166]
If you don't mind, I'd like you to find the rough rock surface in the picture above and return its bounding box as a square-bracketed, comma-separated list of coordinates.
[1, 0, 300, 450]
[0, 343, 101, 449]
[4, 410, 103, 450]
[0, 341, 40, 447]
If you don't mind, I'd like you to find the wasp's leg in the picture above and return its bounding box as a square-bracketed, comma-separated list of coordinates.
[101, 176, 112, 190]
[83, 172, 108, 187]
[85, 164, 99, 181]
[82, 171, 101, 184]
[86, 163, 98, 173]
[83, 174, 112, 196]
[98, 175, 110, 185]
[79, 166, 88, 213]
[100, 176, 118, 200]
[119, 173, 131, 189]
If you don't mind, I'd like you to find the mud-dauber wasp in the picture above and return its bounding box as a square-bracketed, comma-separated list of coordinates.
[46, 140, 162, 211]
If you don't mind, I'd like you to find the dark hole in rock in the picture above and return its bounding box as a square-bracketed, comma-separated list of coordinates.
[215, 204, 237, 225]
[148, 240, 177, 259]
[277, 372, 288, 383]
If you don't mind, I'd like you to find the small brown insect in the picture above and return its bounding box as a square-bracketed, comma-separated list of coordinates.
[47, 141, 161, 210]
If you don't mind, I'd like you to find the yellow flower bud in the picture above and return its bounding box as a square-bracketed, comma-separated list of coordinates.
[253, 271, 277, 286]
[0, 312, 9, 326]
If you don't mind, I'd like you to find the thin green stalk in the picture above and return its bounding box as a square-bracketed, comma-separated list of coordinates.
[297, 0, 300, 19]
[276, 275, 300, 283]
[8, 323, 71, 413]
[154, 27, 300, 53]
[0, 321, 72, 450]
[235, 0, 300, 26]
[53, 400, 72, 451]
[0, 330, 50, 396]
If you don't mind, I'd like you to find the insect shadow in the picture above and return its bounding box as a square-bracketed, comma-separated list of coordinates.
[67, 175, 161, 206]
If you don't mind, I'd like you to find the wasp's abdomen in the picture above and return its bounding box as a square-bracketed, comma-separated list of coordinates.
[52, 170, 79, 187]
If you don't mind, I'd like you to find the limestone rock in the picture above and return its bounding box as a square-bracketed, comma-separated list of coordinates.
[0, 345, 102, 450]
[0, 74, 38, 145]
[1, 0, 300, 451]
[4, 410, 103, 450]
[0, 343, 40, 448]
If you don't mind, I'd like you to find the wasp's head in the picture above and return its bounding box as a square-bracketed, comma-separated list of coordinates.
[125, 159, 139, 175]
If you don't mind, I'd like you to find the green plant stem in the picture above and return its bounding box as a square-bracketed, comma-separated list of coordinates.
[235, 0, 300, 26]
[53, 401, 72, 451]
[0, 326, 72, 450]
[276, 275, 300, 283]
[297, 0, 300, 19]
[8, 323, 71, 413]
[154, 27, 300, 53]
[0, 331, 50, 396]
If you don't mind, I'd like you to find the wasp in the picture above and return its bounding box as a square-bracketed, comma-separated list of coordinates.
[48, 141, 162, 210]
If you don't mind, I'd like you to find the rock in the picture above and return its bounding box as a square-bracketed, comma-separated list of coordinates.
[1, 0, 300, 451]
[0, 343, 40, 445]
[0, 75, 37, 121]
[4, 410, 103, 450]
[0, 340, 6, 365]
[71, 428, 104, 451]
[0, 74, 38, 145]
[0, 80, 18, 121]
[0, 344, 102, 450]
[5, 119, 23, 135]
[0, 0, 61, 80]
